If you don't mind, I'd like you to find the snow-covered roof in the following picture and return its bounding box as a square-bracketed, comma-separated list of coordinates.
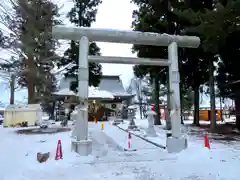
[52, 88, 76, 96]
[53, 87, 114, 100]
[98, 75, 132, 97]
[58, 75, 132, 98]
[89, 87, 114, 99]
[5, 104, 42, 112]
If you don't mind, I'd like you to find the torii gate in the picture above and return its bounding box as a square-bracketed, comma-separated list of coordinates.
[52, 25, 200, 155]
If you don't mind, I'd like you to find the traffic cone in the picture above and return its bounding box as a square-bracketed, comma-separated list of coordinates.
[124, 132, 137, 151]
[55, 140, 63, 160]
[128, 132, 132, 149]
[204, 135, 210, 149]
[101, 123, 104, 130]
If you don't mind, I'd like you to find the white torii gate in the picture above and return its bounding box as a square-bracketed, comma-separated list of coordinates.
[52, 25, 200, 155]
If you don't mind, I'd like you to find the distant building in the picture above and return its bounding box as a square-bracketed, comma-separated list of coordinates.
[58, 75, 134, 119]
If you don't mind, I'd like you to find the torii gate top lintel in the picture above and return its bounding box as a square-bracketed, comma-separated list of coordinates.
[52, 25, 200, 48]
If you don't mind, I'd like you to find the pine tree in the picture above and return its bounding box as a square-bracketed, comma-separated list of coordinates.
[9, 0, 60, 104]
[174, 0, 219, 128]
[58, 0, 102, 91]
[177, 0, 240, 129]
[211, 0, 240, 129]
[132, 0, 220, 129]
[131, 0, 173, 125]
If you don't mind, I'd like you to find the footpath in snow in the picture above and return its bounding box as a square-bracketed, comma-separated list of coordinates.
[0, 121, 240, 180]
[92, 122, 158, 150]
[0, 123, 167, 180]
[118, 119, 167, 147]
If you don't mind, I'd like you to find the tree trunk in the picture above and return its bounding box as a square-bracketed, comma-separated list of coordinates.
[139, 100, 143, 119]
[235, 95, 240, 130]
[153, 76, 161, 125]
[27, 81, 35, 104]
[10, 74, 15, 105]
[193, 86, 200, 126]
[26, 57, 36, 104]
[49, 101, 56, 120]
[180, 84, 184, 124]
[220, 96, 223, 121]
[234, 89, 240, 130]
[209, 59, 216, 130]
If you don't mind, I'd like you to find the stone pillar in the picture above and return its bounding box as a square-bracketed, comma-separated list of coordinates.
[71, 36, 92, 156]
[71, 108, 78, 137]
[146, 110, 157, 137]
[127, 106, 138, 130]
[166, 42, 187, 153]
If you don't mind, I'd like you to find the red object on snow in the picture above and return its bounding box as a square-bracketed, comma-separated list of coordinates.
[128, 132, 132, 149]
[164, 108, 167, 120]
[204, 135, 210, 149]
[151, 104, 155, 111]
[151, 104, 162, 119]
[55, 140, 63, 160]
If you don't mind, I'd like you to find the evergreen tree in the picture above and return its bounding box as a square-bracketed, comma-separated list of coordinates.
[211, 0, 240, 129]
[9, 0, 60, 105]
[131, 0, 178, 125]
[217, 2, 240, 129]
[175, 0, 218, 129]
[181, 0, 240, 129]
[58, 0, 102, 91]
[132, 0, 220, 129]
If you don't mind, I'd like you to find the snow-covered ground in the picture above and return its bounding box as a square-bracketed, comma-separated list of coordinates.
[0, 121, 239, 180]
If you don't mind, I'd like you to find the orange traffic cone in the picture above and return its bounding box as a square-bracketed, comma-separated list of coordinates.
[55, 140, 63, 160]
[204, 135, 210, 149]
[101, 123, 104, 130]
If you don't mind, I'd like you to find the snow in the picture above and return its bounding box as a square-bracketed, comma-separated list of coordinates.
[52, 88, 76, 96]
[0, 121, 240, 180]
[53, 87, 114, 99]
[118, 119, 167, 146]
[88, 86, 114, 99]
[102, 122, 156, 150]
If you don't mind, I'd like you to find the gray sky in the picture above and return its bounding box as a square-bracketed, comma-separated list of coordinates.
[58, 0, 138, 87]
[92, 0, 137, 87]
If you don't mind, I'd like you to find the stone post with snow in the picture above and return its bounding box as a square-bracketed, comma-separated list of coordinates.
[71, 36, 92, 156]
[127, 105, 138, 130]
[70, 107, 78, 138]
[146, 110, 157, 137]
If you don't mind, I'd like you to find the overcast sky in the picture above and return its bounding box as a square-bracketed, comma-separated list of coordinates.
[58, 0, 138, 87]
[92, 0, 137, 87]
